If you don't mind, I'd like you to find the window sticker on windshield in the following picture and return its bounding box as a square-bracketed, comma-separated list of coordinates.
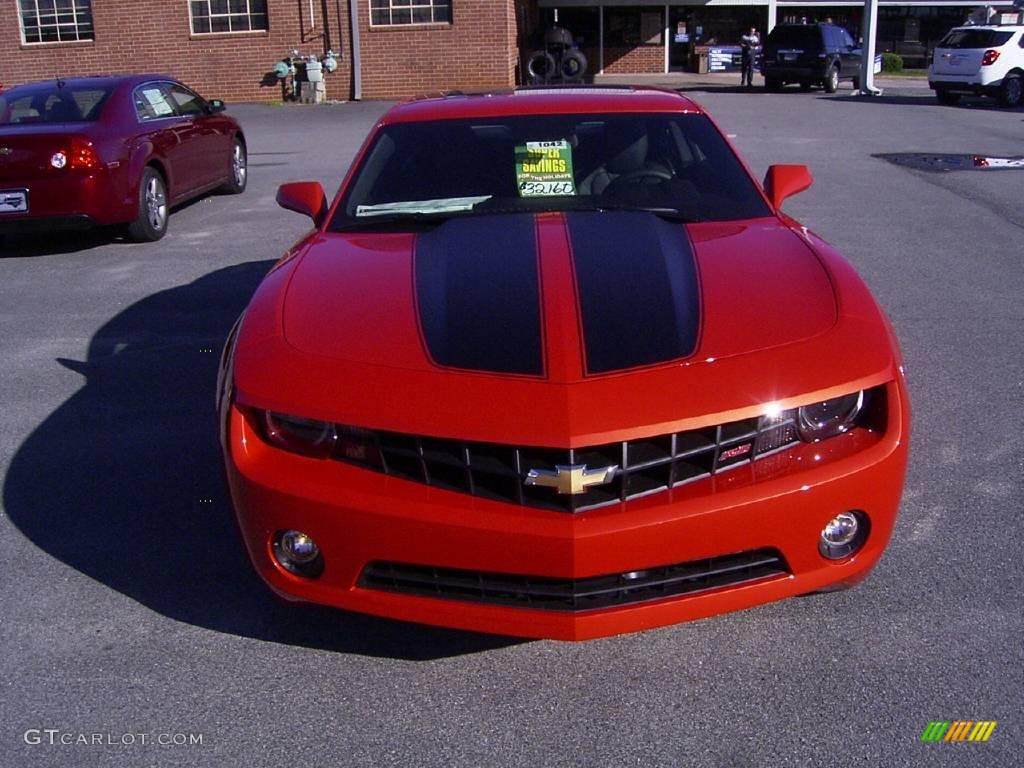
[515, 140, 576, 197]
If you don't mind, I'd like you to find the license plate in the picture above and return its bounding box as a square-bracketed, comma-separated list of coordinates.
[0, 189, 28, 213]
[783, 53, 797, 62]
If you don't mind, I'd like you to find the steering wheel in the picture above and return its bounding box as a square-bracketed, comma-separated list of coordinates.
[605, 167, 673, 195]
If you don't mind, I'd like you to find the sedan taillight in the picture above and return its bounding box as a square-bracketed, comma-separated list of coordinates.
[51, 137, 101, 171]
[981, 49, 1000, 66]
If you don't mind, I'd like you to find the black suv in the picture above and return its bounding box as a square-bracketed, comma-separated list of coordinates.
[761, 23, 864, 92]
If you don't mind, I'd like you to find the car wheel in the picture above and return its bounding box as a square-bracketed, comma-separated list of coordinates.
[823, 67, 839, 94]
[127, 167, 168, 242]
[998, 73, 1023, 108]
[935, 89, 960, 106]
[765, 77, 782, 91]
[219, 137, 247, 194]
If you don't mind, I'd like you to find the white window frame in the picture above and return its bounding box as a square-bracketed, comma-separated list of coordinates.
[188, 0, 269, 36]
[18, 0, 95, 45]
[369, 0, 452, 28]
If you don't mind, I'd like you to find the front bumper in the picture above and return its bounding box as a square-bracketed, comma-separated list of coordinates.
[224, 380, 909, 640]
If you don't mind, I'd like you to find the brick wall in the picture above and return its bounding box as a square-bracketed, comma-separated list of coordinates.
[602, 45, 664, 75]
[0, 1, 521, 103]
[0, 1, 353, 103]
[358, 1, 518, 99]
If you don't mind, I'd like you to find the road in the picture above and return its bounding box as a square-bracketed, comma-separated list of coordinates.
[1, 88, 1021, 767]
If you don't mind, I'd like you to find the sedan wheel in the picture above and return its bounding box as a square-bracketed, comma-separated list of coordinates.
[220, 138, 248, 194]
[998, 74, 1023, 108]
[127, 167, 168, 242]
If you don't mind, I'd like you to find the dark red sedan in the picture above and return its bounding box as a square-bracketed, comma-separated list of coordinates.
[0, 75, 246, 242]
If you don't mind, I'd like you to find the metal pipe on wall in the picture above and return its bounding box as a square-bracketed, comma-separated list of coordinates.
[348, 0, 362, 100]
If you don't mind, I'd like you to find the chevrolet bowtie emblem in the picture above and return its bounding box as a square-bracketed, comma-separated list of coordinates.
[525, 464, 618, 495]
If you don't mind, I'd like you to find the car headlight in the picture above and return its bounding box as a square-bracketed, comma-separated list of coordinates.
[262, 411, 337, 458]
[797, 391, 865, 442]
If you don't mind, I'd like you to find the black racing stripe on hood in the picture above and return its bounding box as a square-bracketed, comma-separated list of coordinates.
[567, 212, 700, 374]
[415, 214, 543, 376]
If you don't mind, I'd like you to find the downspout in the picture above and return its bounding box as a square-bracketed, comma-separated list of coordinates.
[348, 0, 362, 100]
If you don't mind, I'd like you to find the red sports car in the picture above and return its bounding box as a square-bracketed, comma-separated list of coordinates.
[0, 75, 246, 241]
[219, 87, 910, 640]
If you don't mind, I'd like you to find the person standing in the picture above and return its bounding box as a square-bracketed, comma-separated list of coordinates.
[740, 26, 761, 88]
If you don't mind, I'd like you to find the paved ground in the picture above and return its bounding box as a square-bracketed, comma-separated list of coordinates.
[1, 86, 1022, 767]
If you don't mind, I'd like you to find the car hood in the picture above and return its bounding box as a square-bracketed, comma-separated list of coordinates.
[282, 213, 836, 377]
[235, 213, 893, 445]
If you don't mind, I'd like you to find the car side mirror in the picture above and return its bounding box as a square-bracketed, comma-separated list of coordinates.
[207, 99, 226, 113]
[277, 182, 328, 226]
[763, 164, 813, 209]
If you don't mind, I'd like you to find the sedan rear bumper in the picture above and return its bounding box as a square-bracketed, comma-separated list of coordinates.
[0, 169, 130, 231]
[224, 381, 909, 640]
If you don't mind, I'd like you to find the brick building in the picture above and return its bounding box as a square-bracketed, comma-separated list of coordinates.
[1, 1, 994, 103]
[0, 1, 521, 102]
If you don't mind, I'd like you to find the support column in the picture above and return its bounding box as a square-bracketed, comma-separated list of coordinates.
[664, 5, 670, 74]
[860, 0, 882, 94]
[767, 0, 777, 33]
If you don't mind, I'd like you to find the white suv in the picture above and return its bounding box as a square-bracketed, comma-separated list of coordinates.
[928, 24, 1024, 107]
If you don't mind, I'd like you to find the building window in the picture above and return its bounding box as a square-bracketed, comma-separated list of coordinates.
[19, 0, 95, 44]
[370, 0, 451, 27]
[189, 0, 268, 34]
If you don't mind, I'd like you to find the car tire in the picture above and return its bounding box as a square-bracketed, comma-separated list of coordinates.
[997, 73, 1023, 108]
[823, 66, 839, 94]
[219, 137, 247, 194]
[127, 167, 168, 242]
[765, 77, 783, 91]
[526, 51, 556, 83]
[560, 50, 587, 82]
[935, 89, 960, 106]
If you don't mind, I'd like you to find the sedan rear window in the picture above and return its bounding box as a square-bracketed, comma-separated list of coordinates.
[331, 112, 771, 231]
[0, 84, 112, 124]
[939, 29, 1014, 48]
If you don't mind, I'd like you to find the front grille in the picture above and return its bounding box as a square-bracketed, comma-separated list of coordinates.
[359, 548, 790, 612]
[331, 411, 799, 513]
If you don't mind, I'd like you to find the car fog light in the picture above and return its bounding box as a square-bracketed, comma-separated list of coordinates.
[50, 151, 68, 169]
[273, 529, 324, 577]
[819, 510, 868, 560]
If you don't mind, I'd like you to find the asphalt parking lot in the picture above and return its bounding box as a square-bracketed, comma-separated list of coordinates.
[2, 85, 1022, 767]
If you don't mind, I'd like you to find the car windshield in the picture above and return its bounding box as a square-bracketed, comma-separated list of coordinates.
[330, 112, 771, 232]
[939, 29, 1013, 48]
[0, 83, 113, 124]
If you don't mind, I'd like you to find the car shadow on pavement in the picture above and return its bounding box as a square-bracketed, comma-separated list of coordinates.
[1, 228, 135, 257]
[2, 260, 523, 660]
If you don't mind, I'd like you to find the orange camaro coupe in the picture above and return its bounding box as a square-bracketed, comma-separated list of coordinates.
[218, 87, 910, 640]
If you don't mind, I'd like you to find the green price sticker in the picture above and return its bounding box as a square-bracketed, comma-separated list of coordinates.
[515, 140, 576, 197]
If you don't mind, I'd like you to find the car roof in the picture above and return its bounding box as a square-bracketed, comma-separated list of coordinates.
[4, 74, 180, 93]
[381, 86, 704, 124]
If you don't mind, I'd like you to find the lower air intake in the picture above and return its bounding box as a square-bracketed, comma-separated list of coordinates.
[359, 548, 790, 612]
